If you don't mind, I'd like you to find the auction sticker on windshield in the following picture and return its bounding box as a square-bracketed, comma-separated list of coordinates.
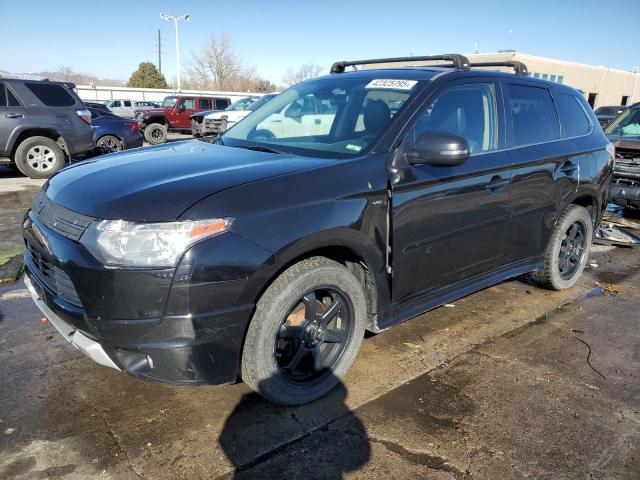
[365, 79, 418, 90]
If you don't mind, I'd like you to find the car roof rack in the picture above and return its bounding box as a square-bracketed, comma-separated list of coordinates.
[330, 54, 470, 74]
[468, 61, 529, 76]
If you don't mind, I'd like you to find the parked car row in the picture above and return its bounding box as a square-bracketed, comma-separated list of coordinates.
[594, 105, 627, 127]
[191, 94, 276, 137]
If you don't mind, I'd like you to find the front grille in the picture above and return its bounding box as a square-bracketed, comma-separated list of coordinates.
[32, 190, 94, 241]
[29, 247, 82, 306]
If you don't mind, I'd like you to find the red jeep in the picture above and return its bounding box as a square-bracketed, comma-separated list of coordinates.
[137, 95, 231, 144]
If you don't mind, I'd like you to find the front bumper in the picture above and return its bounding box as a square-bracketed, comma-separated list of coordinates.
[24, 273, 120, 370]
[22, 205, 271, 385]
[609, 183, 640, 205]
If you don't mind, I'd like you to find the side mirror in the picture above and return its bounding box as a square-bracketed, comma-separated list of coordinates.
[407, 132, 470, 167]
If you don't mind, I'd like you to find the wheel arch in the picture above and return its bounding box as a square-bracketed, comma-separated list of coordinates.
[10, 128, 68, 160]
[143, 116, 169, 127]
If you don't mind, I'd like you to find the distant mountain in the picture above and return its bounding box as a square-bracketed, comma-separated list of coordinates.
[0, 68, 124, 86]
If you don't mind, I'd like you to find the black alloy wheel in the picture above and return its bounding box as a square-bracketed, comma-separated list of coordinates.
[275, 287, 353, 385]
[558, 220, 587, 280]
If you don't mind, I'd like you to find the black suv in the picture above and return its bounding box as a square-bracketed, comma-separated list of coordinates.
[0, 79, 93, 178]
[22, 54, 613, 405]
[604, 102, 640, 209]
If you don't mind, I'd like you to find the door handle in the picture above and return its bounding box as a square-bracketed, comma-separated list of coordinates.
[561, 161, 578, 175]
[485, 176, 509, 191]
[5, 113, 23, 119]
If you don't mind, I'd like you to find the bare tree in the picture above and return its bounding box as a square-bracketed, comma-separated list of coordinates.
[187, 33, 247, 91]
[282, 63, 323, 87]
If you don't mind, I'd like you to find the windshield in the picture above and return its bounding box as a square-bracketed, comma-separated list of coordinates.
[248, 94, 276, 112]
[222, 76, 424, 158]
[596, 106, 624, 116]
[161, 96, 178, 108]
[605, 108, 640, 137]
[226, 97, 258, 111]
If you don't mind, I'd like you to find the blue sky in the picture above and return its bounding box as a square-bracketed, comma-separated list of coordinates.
[2, 0, 638, 84]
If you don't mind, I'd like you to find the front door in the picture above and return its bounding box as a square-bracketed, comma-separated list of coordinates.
[392, 79, 512, 305]
[175, 98, 195, 128]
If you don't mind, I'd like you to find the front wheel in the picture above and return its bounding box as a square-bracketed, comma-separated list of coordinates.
[241, 257, 367, 405]
[530, 205, 593, 290]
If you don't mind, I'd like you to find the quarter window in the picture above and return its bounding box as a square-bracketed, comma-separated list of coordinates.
[414, 83, 498, 154]
[555, 93, 591, 137]
[508, 84, 560, 146]
[25, 83, 76, 107]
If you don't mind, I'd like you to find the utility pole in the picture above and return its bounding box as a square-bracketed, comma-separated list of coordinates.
[157, 29, 162, 74]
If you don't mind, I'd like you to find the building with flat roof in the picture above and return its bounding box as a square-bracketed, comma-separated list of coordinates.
[374, 51, 640, 109]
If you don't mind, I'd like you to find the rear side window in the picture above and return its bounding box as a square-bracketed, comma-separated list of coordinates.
[124, 100, 132, 107]
[555, 93, 591, 137]
[199, 98, 212, 109]
[215, 99, 229, 110]
[508, 84, 560, 146]
[25, 83, 76, 107]
[0, 83, 22, 107]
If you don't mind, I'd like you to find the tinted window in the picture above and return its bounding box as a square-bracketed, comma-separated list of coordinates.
[508, 84, 560, 146]
[414, 83, 498, 154]
[198, 98, 212, 109]
[25, 83, 76, 107]
[555, 94, 591, 137]
[215, 99, 229, 110]
[0, 83, 22, 107]
[112, 100, 121, 107]
[124, 100, 132, 107]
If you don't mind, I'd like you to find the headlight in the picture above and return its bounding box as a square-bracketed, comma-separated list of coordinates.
[80, 218, 233, 268]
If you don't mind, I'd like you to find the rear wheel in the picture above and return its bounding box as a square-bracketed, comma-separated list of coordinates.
[144, 123, 167, 144]
[14, 136, 65, 179]
[241, 257, 366, 405]
[531, 205, 592, 290]
[96, 135, 123, 153]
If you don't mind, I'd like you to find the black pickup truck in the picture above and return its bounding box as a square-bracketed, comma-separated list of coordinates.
[605, 103, 640, 209]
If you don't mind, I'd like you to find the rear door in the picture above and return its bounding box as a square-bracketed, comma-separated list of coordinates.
[391, 78, 512, 304]
[0, 82, 25, 156]
[501, 81, 580, 265]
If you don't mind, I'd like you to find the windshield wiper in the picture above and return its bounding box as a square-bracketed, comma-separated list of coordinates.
[235, 144, 285, 155]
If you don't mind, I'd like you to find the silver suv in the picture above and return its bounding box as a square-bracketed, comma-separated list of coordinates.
[0, 79, 94, 178]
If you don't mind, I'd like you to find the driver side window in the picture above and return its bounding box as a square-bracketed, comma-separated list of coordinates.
[414, 83, 498, 154]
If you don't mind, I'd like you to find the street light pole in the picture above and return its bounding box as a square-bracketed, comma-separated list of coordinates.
[160, 12, 190, 92]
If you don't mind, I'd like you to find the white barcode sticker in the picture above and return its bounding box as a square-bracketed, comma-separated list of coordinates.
[365, 79, 417, 90]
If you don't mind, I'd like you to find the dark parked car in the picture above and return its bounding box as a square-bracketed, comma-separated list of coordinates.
[594, 105, 627, 127]
[0, 78, 93, 178]
[605, 102, 640, 209]
[84, 101, 112, 112]
[89, 108, 143, 153]
[22, 54, 613, 405]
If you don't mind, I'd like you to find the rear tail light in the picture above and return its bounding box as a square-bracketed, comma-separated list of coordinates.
[76, 109, 91, 124]
[125, 122, 140, 133]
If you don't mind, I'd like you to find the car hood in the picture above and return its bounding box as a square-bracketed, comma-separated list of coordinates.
[205, 111, 248, 121]
[45, 140, 333, 221]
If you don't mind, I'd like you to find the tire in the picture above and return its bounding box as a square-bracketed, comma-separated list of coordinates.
[241, 257, 367, 405]
[96, 135, 124, 153]
[14, 136, 65, 179]
[530, 205, 593, 290]
[144, 123, 167, 145]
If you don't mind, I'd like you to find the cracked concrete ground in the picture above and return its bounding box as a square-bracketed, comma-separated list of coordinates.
[0, 171, 639, 479]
